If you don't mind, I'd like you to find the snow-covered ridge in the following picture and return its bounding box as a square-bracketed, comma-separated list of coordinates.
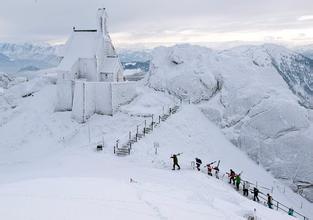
[148, 44, 313, 202]
[0, 42, 58, 61]
[0, 42, 61, 73]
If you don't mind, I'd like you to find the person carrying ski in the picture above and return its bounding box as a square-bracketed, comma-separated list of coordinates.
[253, 187, 260, 202]
[228, 169, 236, 185]
[243, 181, 250, 196]
[195, 158, 202, 171]
[235, 174, 241, 190]
[267, 193, 273, 209]
[213, 166, 220, 179]
[206, 163, 213, 176]
[170, 153, 181, 170]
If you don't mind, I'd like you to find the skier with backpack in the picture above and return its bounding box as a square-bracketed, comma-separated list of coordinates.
[195, 158, 202, 171]
[170, 153, 181, 170]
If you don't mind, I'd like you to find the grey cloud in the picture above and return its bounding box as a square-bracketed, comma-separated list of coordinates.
[0, 0, 313, 45]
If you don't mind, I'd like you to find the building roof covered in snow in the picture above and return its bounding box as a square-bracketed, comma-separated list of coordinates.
[58, 30, 99, 71]
[57, 8, 119, 74]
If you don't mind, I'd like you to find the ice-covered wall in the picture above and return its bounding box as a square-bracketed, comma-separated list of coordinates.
[94, 82, 112, 115]
[71, 81, 136, 122]
[78, 58, 98, 81]
[111, 82, 136, 114]
[72, 81, 86, 122]
[85, 83, 96, 119]
[55, 79, 73, 111]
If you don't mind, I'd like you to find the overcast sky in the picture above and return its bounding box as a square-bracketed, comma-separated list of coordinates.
[1, 0, 313, 48]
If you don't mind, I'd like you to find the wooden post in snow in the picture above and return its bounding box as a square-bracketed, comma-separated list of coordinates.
[144, 120, 146, 136]
[151, 115, 154, 130]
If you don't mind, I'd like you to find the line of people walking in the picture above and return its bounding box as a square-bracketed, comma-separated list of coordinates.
[170, 154, 295, 217]
[227, 169, 274, 208]
[226, 168, 295, 216]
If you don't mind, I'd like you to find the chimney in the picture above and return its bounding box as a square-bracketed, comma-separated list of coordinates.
[96, 8, 108, 35]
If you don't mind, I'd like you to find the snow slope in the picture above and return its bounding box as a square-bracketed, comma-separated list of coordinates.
[0, 74, 312, 219]
[148, 44, 313, 202]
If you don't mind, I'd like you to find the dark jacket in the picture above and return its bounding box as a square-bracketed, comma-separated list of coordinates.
[267, 195, 273, 204]
[195, 158, 202, 165]
[253, 187, 259, 195]
[171, 155, 178, 163]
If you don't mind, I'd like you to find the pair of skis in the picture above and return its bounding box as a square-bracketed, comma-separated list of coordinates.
[205, 160, 220, 168]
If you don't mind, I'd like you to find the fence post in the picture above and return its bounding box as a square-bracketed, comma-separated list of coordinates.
[136, 125, 139, 142]
[152, 115, 154, 130]
[114, 146, 115, 154]
[129, 131, 131, 141]
[116, 139, 119, 149]
[144, 120, 146, 136]
[276, 201, 279, 210]
[159, 115, 161, 124]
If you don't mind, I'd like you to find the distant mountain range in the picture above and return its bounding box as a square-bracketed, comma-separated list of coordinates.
[0, 42, 152, 74]
[2, 41, 313, 78]
[0, 43, 61, 73]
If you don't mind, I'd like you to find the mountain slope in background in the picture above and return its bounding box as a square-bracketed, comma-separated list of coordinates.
[0, 43, 61, 73]
[148, 44, 313, 202]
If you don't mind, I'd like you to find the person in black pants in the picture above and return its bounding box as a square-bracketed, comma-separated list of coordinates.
[243, 181, 250, 196]
[171, 154, 181, 170]
[253, 187, 260, 202]
[195, 158, 202, 171]
[267, 194, 273, 209]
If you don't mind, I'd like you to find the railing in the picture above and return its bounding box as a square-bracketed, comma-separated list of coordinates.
[232, 174, 309, 220]
[256, 191, 308, 220]
[202, 169, 310, 220]
[113, 100, 182, 155]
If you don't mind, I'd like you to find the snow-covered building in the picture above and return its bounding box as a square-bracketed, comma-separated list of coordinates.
[55, 8, 136, 122]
